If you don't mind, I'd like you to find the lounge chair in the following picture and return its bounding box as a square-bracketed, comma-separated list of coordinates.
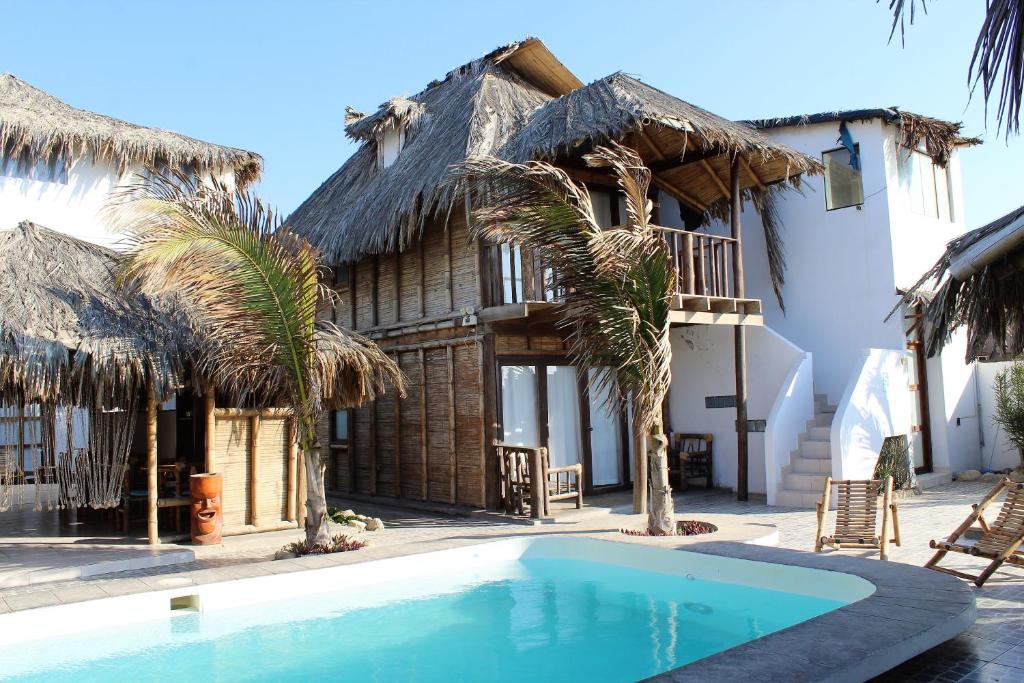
[925, 477, 1024, 586]
[814, 476, 901, 560]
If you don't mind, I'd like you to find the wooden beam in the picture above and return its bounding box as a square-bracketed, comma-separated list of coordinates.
[146, 393, 158, 545]
[447, 345, 457, 504]
[417, 348, 427, 501]
[249, 414, 260, 528]
[348, 262, 356, 329]
[638, 127, 667, 162]
[286, 419, 297, 522]
[204, 391, 216, 473]
[740, 155, 767, 191]
[393, 353, 402, 497]
[700, 159, 731, 199]
[652, 175, 705, 213]
[369, 398, 377, 496]
[371, 256, 379, 328]
[393, 251, 401, 324]
[479, 334, 497, 508]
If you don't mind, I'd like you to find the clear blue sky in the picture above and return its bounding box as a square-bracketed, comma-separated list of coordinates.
[5, 1, 1021, 227]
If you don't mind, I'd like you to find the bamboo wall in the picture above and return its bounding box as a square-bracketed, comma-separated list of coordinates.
[323, 214, 494, 508]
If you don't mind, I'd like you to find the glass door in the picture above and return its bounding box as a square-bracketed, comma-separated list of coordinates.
[545, 366, 582, 469]
[587, 369, 623, 486]
[500, 365, 540, 447]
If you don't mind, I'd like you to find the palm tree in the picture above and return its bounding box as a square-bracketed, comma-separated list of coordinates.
[888, 0, 1024, 137]
[106, 172, 404, 547]
[455, 143, 676, 535]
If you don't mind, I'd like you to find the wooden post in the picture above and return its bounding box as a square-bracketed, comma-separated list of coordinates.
[632, 408, 648, 514]
[419, 348, 429, 501]
[16, 401, 24, 477]
[369, 399, 377, 496]
[204, 391, 216, 473]
[730, 156, 749, 502]
[479, 335, 497, 508]
[393, 353, 402, 496]
[249, 414, 261, 528]
[446, 344, 457, 504]
[814, 476, 832, 552]
[286, 419, 297, 522]
[683, 231, 695, 294]
[530, 446, 544, 519]
[371, 256, 379, 328]
[880, 476, 893, 561]
[146, 393, 158, 545]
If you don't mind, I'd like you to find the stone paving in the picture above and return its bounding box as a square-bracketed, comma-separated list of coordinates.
[0, 480, 1021, 681]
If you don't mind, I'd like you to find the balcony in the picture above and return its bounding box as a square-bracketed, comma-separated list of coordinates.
[480, 226, 763, 326]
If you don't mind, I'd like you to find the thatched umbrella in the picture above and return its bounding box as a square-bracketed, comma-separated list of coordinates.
[0, 73, 262, 187]
[896, 204, 1024, 361]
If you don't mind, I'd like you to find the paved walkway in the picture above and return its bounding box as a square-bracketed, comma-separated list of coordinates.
[0, 481, 1021, 681]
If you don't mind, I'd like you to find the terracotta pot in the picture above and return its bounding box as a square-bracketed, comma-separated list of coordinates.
[190, 473, 223, 545]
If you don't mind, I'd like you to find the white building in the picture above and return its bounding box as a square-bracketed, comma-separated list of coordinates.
[660, 108, 987, 505]
[0, 73, 261, 248]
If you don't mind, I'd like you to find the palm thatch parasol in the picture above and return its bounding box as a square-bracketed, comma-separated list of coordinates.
[895, 204, 1024, 361]
[0, 73, 262, 187]
[0, 221, 187, 408]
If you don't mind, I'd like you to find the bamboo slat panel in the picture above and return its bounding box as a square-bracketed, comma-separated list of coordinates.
[453, 344, 483, 506]
[374, 389, 397, 497]
[425, 347, 451, 501]
[215, 418, 251, 528]
[353, 404, 372, 493]
[399, 247, 422, 322]
[423, 225, 450, 317]
[399, 351, 424, 499]
[977, 486, 1024, 556]
[376, 256, 396, 324]
[495, 335, 530, 354]
[530, 336, 566, 351]
[355, 260, 375, 330]
[257, 417, 290, 524]
[450, 217, 478, 310]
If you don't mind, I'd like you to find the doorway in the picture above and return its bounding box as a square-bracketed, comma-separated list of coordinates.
[905, 304, 934, 474]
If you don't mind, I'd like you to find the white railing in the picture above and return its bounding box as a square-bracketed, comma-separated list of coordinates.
[764, 348, 816, 506]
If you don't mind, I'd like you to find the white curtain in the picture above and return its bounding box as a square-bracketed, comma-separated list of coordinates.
[500, 244, 524, 303]
[501, 366, 539, 447]
[588, 369, 622, 486]
[546, 366, 581, 468]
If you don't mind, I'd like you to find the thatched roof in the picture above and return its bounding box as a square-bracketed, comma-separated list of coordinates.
[0, 73, 262, 187]
[0, 221, 186, 407]
[288, 38, 819, 263]
[896, 204, 1024, 361]
[746, 107, 982, 168]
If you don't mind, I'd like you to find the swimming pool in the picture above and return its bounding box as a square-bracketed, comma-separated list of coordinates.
[0, 537, 875, 682]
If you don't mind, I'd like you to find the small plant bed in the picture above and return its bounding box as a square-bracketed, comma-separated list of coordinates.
[328, 507, 385, 532]
[279, 534, 367, 558]
[621, 520, 718, 537]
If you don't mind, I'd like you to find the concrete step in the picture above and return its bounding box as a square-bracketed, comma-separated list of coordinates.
[774, 489, 821, 508]
[800, 440, 830, 459]
[814, 412, 835, 427]
[791, 456, 831, 474]
[784, 472, 829, 492]
[808, 426, 831, 441]
[916, 469, 953, 490]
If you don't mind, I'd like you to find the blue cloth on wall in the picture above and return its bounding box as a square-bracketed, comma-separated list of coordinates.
[838, 121, 861, 171]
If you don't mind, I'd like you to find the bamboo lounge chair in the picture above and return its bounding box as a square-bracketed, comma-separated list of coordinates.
[814, 476, 901, 560]
[926, 477, 1024, 587]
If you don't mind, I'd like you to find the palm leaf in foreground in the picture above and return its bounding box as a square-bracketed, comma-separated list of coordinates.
[454, 143, 676, 534]
[106, 172, 404, 546]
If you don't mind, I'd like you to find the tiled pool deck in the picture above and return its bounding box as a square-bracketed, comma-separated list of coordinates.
[0, 480, 1020, 681]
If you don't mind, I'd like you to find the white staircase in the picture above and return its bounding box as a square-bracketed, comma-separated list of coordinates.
[774, 394, 836, 508]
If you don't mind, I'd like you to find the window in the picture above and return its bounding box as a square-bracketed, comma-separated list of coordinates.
[331, 410, 349, 444]
[332, 263, 350, 288]
[822, 146, 863, 210]
[379, 125, 405, 169]
[0, 153, 68, 184]
[897, 146, 954, 221]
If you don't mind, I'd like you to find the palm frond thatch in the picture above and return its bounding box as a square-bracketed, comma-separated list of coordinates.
[0, 73, 262, 187]
[893, 204, 1024, 360]
[288, 38, 819, 265]
[453, 143, 672, 431]
[886, 0, 1024, 138]
[105, 172, 404, 428]
[0, 221, 185, 408]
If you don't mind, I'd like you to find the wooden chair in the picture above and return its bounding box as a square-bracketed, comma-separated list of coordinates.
[670, 433, 713, 490]
[925, 477, 1024, 587]
[814, 476, 901, 560]
[495, 441, 583, 517]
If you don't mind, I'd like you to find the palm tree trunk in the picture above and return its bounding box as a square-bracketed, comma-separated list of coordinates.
[647, 423, 674, 536]
[302, 445, 332, 547]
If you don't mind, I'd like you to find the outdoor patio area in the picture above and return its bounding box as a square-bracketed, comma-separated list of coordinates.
[0, 480, 1021, 681]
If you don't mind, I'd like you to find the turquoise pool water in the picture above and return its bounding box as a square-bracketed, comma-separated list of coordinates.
[0, 554, 849, 682]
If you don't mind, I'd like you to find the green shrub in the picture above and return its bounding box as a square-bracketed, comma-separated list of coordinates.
[994, 359, 1024, 466]
[874, 435, 915, 490]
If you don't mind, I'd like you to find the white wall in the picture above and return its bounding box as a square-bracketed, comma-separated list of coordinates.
[924, 329, 982, 474]
[0, 156, 127, 249]
[978, 360, 1022, 472]
[667, 324, 810, 495]
[831, 348, 913, 481]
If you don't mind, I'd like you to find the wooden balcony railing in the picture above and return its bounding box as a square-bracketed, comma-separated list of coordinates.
[486, 226, 745, 308]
